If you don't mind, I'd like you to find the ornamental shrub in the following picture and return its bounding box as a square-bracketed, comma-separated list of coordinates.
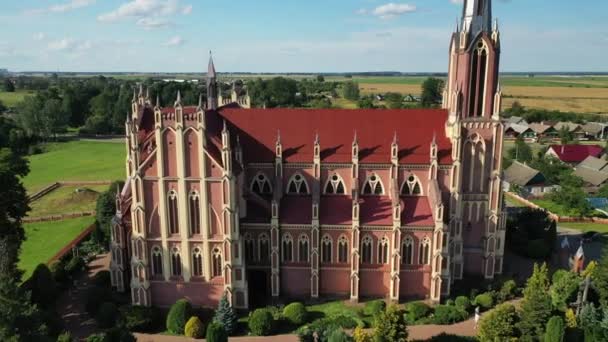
[283, 302, 309, 326]
[296, 318, 340, 342]
[213, 294, 238, 335]
[431, 305, 468, 325]
[65, 255, 86, 275]
[57, 332, 73, 342]
[119, 305, 162, 332]
[248, 308, 274, 336]
[478, 303, 518, 342]
[330, 314, 364, 329]
[445, 299, 455, 306]
[498, 280, 518, 303]
[373, 305, 408, 342]
[405, 301, 431, 322]
[166, 299, 193, 335]
[185, 316, 205, 338]
[328, 328, 352, 342]
[96, 302, 118, 329]
[352, 326, 372, 342]
[544, 316, 565, 342]
[364, 299, 386, 317]
[206, 322, 228, 342]
[474, 293, 494, 310]
[455, 296, 471, 311]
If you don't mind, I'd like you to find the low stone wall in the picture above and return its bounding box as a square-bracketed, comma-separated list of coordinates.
[505, 192, 608, 224]
[23, 211, 96, 223]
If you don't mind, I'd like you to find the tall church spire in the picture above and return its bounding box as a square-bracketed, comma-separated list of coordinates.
[207, 51, 218, 110]
[462, 0, 492, 36]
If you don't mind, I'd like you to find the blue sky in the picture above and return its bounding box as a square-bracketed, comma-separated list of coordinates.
[1, 0, 607, 73]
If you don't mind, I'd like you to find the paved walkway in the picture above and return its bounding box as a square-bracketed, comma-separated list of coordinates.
[56, 253, 111, 341]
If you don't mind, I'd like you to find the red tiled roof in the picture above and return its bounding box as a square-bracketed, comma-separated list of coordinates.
[401, 197, 434, 226]
[360, 196, 394, 226]
[280, 196, 312, 224]
[320, 196, 353, 225]
[242, 200, 271, 224]
[549, 144, 603, 163]
[160, 106, 198, 114]
[210, 108, 452, 165]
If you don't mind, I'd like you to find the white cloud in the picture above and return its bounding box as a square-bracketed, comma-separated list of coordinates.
[98, 0, 192, 29]
[164, 35, 185, 46]
[33, 33, 46, 41]
[47, 38, 92, 52]
[372, 3, 417, 20]
[25, 0, 96, 15]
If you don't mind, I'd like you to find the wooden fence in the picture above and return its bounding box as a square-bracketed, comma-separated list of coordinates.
[23, 211, 96, 223]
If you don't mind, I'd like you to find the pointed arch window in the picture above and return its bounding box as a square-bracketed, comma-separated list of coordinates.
[361, 236, 373, 264]
[151, 246, 163, 276]
[167, 190, 179, 234]
[282, 234, 293, 262]
[250, 173, 272, 195]
[468, 40, 489, 118]
[192, 247, 203, 277]
[170, 247, 182, 277]
[378, 237, 389, 264]
[338, 235, 349, 263]
[321, 235, 332, 263]
[362, 174, 384, 195]
[258, 233, 270, 263]
[419, 238, 431, 265]
[402, 236, 414, 265]
[212, 248, 222, 278]
[401, 174, 423, 196]
[298, 235, 310, 262]
[286, 173, 309, 195]
[244, 233, 255, 262]
[189, 191, 201, 235]
[324, 173, 346, 195]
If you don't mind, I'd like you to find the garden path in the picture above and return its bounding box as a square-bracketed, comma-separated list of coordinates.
[56, 253, 110, 341]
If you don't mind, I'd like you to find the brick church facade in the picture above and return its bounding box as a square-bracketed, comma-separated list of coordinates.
[110, 0, 506, 309]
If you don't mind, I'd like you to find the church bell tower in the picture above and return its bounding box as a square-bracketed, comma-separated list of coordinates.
[444, 0, 505, 281]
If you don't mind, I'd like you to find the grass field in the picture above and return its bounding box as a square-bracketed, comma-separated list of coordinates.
[0, 90, 33, 107]
[558, 222, 608, 234]
[22, 140, 125, 194]
[28, 185, 108, 217]
[19, 216, 94, 280]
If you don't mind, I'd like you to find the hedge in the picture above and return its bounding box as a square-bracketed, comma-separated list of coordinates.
[432, 305, 468, 325]
[405, 301, 431, 322]
[364, 300, 386, 317]
[166, 299, 193, 335]
[474, 293, 494, 310]
[454, 296, 471, 311]
[206, 322, 228, 342]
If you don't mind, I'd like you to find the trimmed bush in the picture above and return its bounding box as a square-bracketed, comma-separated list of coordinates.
[30, 263, 58, 308]
[405, 301, 431, 322]
[283, 302, 309, 326]
[118, 305, 162, 333]
[213, 294, 238, 335]
[545, 316, 565, 342]
[478, 303, 518, 342]
[455, 296, 471, 311]
[96, 302, 118, 329]
[328, 328, 352, 342]
[374, 305, 408, 342]
[206, 322, 228, 342]
[297, 318, 340, 342]
[248, 308, 274, 336]
[474, 293, 494, 310]
[166, 299, 193, 335]
[364, 299, 386, 317]
[353, 326, 372, 342]
[498, 280, 518, 303]
[431, 305, 468, 325]
[185, 316, 205, 338]
[57, 332, 73, 342]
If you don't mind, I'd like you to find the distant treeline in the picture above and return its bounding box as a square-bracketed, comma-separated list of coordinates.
[503, 101, 608, 124]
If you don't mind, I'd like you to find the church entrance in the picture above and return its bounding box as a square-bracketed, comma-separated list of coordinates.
[247, 270, 269, 309]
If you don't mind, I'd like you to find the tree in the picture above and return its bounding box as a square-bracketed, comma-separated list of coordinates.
[3, 79, 15, 92]
[517, 263, 552, 341]
[40, 98, 69, 139]
[0, 100, 5, 113]
[558, 127, 574, 145]
[597, 183, 608, 198]
[373, 305, 408, 342]
[316, 75, 325, 82]
[166, 299, 193, 335]
[342, 81, 360, 101]
[385, 92, 404, 109]
[506, 208, 556, 259]
[550, 173, 592, 217]
[549, 270, 580, 312]
[478, 303, 518, 342]
[0, 274, 49, 341]
[594, 244, 608, 308]
[357, 97, 375, 109]
[420, 77, 444, 107]
[508, 136, 533, 163]
[213, 294, 237, 335]
[544, 316, 565, 342]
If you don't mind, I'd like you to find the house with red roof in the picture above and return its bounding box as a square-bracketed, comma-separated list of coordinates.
[109, 0, 506, 309]
[545, 144, 604, 164]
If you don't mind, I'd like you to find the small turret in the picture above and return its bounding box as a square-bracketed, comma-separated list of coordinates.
[207, 51, 218, 110]
[174, 90, 182, 107]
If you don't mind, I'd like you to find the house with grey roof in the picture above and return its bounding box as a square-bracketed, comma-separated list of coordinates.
[502, 161, 555, 196]
[505, 123, 535, 141]
[575, 155, 608, 193]
[577, 155, 608, 172]
[505, 116, 528, 126]
[554, 122, 586, 140]
[583, 122, 608, 140]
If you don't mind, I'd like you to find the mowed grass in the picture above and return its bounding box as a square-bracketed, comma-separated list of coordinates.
[19, 216, 94, 280]
[559, 222, 608, 234]
[0, 90, 32, 107]
[22, 140, 125, 194]
[28, 185, 108, 217]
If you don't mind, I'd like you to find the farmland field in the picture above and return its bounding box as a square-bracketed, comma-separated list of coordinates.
[0, 90, 33, 107]
[22, 140, 125, 194]
[28, 185, 108, 217]
[19, 216, 94, 280]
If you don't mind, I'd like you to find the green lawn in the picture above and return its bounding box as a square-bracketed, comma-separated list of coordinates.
[22, 140, 125, 194]
[0, 90, 33, 107]
[19, 216, 94, 280]
[28, 185, 108, 217]
[559, 222, 608, 233]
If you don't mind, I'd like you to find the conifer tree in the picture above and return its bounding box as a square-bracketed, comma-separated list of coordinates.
[518, 263, 552, 341]
[213, 294, 237, 335]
